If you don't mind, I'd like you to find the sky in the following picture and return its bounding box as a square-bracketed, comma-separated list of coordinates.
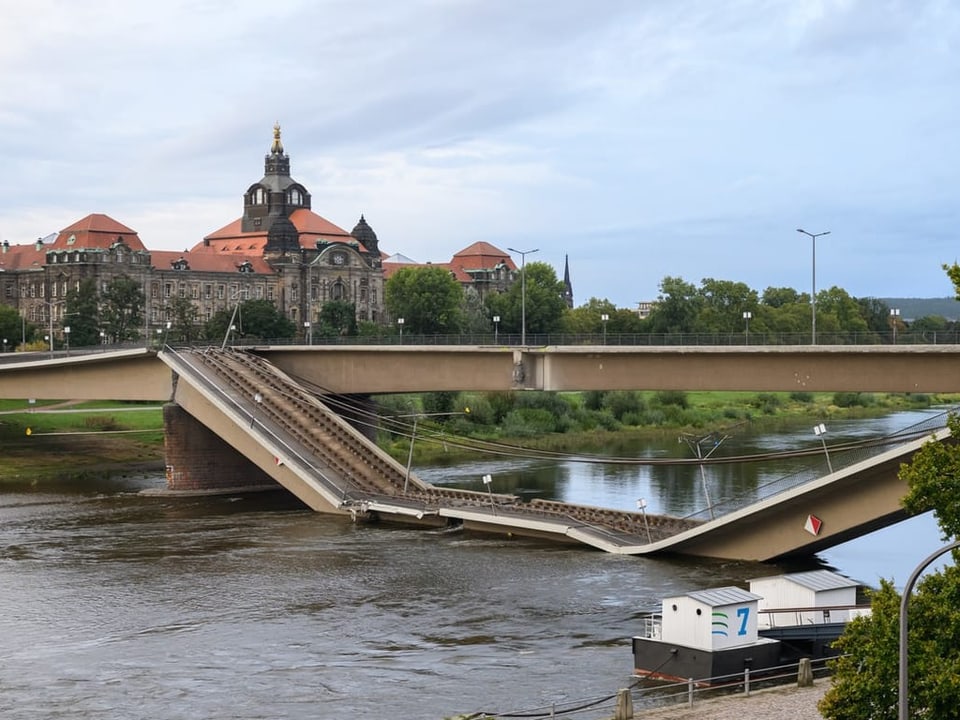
[1, 0, 959, 308]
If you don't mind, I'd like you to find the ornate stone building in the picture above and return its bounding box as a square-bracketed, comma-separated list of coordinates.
[0, 125, 386, 344]
[0, 125, 544, 346]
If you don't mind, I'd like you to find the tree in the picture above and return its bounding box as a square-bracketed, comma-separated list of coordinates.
[64, 278, 101, 347]
[646, 276, 701, 334]
[317, 300, 357, 338]
[486, 261, 568, 337]
[205, 299, 296, 342]
[694, 278, 758, 334]
[101, 274, 144, 343]
[0, 304, 26, 351]
[819, 413, 960, 719]
[385, 265, 464, 335]
[762, 286, 802, 308]
[168, 296, 201, 343]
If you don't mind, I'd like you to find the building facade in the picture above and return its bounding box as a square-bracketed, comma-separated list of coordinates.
[0, 125, 542, 346]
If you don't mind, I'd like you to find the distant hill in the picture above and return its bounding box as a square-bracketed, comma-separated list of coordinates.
[879, 297, 960, 321]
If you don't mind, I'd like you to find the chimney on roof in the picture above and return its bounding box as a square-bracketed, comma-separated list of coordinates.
[2, 239, 8, 254]
[35, 237, 43, 251]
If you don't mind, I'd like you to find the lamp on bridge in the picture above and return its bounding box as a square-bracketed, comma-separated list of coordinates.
[64, 326, 70, 356]
[507, 247, 539, 345]
[99, 330, 106, 346]
[397, 317, 404, 345]
[482, 474, 497, 515]
[251, 391, 263, 428]
[743, 311, 752, 344]
[796, 228, 830, 345]
[813, 423, 834, 473]
[636, 498, 652, 543]
[493, 315, 500, 344]
[2, 338, 7, 353]
[304, 320, 312, 346]
[601, 313, 609, 345]
[890, 308, 901, 344]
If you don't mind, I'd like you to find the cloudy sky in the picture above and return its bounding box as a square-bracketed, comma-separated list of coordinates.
[1, 0, 958, 307]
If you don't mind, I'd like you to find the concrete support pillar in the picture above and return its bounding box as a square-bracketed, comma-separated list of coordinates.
[163, 403, 278, 493]
[797, 657, 814, 687]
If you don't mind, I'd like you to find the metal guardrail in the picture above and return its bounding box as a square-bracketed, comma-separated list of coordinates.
[468, 657, 832, 719]
[683, 406, 957, 522]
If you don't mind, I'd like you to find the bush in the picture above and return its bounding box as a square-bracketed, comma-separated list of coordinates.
[832, 392, 876, 408]
[603, 391, 644, 421]
[501, 408, 558, 436]
[789, 391, 814, 403]
[582, 390, 605, 411]
[653, 390, 689, 409]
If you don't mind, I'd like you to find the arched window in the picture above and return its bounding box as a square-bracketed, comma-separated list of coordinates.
[289, 188, 302, 206]
[332, 281, 345, 301]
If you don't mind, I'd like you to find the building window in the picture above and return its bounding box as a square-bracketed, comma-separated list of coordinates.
[267, 286, 274, 300]
[164, 283, 172, 298]
[204, 284, 212, 299]
[255, 286, 263, 299]
[179, 283, 186, 298]
[192, 285, 199, 299]
[332, 281, 344, 301]
[217, 284, 225, 299]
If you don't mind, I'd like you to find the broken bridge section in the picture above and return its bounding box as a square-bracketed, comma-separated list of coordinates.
[156, 347, 686, 551]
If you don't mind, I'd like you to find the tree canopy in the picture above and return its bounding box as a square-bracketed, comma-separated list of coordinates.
[385, 265, 465, 335]
[486, 261, 567, 337]
[101, 274, 145, 343]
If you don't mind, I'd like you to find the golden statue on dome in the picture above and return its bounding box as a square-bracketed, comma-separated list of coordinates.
[271, 122, 284, 154]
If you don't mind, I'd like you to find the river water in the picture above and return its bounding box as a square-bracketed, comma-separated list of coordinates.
[0, 410, 948, 719]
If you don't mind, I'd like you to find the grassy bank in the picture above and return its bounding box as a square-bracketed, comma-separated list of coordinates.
[0, 400, 165, 480]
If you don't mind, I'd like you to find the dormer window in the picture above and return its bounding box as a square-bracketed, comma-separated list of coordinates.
[253, 187, 267, 204]
[66, 234, 76, 245]
[238, 261, 254, 274]
[171, 258, 190, 271]
[289, 187, 302, 206]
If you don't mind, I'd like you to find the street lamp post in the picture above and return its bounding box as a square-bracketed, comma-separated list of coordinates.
[743, 311, 752, 344]
[899, 540, 960, 720]
[64, 326, 70, 356]
[507, 247, 539, 345]
[601, 313, 609, 345]
[397, 317, 404, 344]
[493, 315, 500, 344]
[814, 423, 833, 473]
[304, 321, 312, 345]
[796, 228, 830, 344]
[890, 308, 901, 344]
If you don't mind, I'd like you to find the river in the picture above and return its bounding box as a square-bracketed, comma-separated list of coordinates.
[0, 409, 948, 719]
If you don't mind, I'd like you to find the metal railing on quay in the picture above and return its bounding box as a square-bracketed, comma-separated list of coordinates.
[473, 657, 832, 719]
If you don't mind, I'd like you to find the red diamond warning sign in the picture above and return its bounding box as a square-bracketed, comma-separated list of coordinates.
[804, 514, 823, 536]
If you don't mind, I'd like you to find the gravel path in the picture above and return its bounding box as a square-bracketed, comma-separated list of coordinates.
[633, 682, 827, 719]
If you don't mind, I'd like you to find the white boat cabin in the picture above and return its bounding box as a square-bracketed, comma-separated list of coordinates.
[749, 569, 859, 629]
[659, 586, 762, 652]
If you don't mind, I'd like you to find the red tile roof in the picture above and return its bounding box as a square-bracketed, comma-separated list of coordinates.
[196, 209, 361, 254]
[49, 213, 146, 251]
[0, 243, 47, 272]
[150, 250, 274, 274]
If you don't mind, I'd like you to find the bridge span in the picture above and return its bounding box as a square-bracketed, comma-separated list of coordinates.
[153, 347, 952, 561]
[2, 343, 960, 401]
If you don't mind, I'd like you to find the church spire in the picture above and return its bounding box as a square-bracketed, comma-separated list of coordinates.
[562, 254, 573, 308]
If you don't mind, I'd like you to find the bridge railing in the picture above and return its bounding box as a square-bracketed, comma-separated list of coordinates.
[684, 407, 957, 522]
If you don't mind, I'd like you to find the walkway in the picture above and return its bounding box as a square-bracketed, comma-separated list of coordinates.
[634, 681, 826, 719]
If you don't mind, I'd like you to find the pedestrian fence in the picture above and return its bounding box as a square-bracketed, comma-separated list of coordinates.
[450, 656, 832, 720]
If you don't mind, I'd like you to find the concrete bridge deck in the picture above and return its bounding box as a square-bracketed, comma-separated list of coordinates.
[156, 347, 950, 560]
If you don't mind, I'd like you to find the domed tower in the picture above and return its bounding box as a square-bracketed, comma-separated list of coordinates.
[350, 215, 382, 268]
[242, 123, 312, 235]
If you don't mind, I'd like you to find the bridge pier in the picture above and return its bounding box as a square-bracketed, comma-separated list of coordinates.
[163, 403, 280, 494]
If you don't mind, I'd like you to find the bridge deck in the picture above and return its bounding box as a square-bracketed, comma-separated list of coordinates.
[158, 347, 948, 560]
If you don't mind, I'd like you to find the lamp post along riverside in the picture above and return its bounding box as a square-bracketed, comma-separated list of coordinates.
[796, 228, 830, 344]
[507, 247, 539, 345]
[743, 311, 752, 344]
[397, 317, 404, 344]
[601, 313, 609, 345]
[493, 315, 500, 344]
[890, 308, 900, 344]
